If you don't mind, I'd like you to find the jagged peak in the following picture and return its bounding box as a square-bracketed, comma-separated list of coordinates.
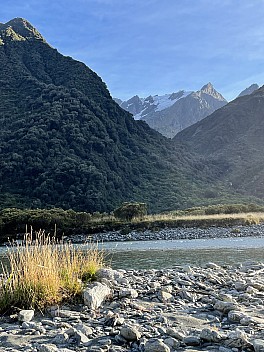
[201, 82, 213, 90]
[199, 82, 227, 101]
[0, 17, 45, 42]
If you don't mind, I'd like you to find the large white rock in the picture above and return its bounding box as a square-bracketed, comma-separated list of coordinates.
[83, 282, 111, 310]
[18, 309, 34, 322]
[96, 268, 124, 283]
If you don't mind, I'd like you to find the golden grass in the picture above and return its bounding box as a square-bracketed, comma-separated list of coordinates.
[132, 212, 264, 224]
[0, 230, 104, 313]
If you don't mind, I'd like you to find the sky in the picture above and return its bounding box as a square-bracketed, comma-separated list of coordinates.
[1, 0, 264, 101]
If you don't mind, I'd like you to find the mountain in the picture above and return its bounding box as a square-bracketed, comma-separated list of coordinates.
[0, 18, 230, 213]
[174, 85, 264, 200]
[237, 84, 259, 98]
[116, 83, 227, 138]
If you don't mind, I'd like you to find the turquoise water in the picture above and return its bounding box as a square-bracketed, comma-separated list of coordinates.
[1, 236, 264, 270]
[99, 236, 264, 269]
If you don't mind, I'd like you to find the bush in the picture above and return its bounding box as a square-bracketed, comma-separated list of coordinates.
[114, 202, 147, 221]
[0, 230, 104, 313]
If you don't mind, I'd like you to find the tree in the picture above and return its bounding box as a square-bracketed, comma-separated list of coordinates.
[113, 202, 147, 221]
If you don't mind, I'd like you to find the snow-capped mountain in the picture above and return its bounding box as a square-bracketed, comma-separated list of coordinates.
[237, 84, 259, 98]
[116, 83, 227, 138]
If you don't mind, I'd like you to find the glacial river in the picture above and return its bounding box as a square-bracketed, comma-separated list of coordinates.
[1, 235, 263, 270]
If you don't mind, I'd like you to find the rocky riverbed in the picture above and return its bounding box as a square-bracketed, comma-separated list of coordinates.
[67, 224, 264, 243]
[1, 262, 264, 352]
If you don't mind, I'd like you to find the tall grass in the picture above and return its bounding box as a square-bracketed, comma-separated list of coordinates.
[0, 230, 104, 313]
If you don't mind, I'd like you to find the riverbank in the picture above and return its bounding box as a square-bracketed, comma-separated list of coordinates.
[1, 206, 264, 245]
[67, 223, 264, 243]
[1, 263, 264, 351]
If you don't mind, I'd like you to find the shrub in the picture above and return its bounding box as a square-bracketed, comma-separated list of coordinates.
[113, 202, 147, 221]
[0, 230, 104, 313]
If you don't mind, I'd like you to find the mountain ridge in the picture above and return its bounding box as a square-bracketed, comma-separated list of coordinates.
[237, 83, 259, 98]
[174, 85, 264, 199]
[116, 83, 227, 138]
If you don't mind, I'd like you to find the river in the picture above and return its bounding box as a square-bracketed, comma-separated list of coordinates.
[99, 236, 264, 269]
[1, 235, 263, 271]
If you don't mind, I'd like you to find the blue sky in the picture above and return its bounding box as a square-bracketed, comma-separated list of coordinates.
[2, 0, 264, 100]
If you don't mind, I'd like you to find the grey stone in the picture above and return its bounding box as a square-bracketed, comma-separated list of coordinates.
[164, 336, 180, 349]
[74, 330, 90, 345]
[83, 282, 112, 309]
[234, 281, 247, 291]
[183, 335, 200, 346]
[97, 268, 124, 283]
[144, 338, 170, 352]
[37, 344, 58, 352]
[158, 290, 173, 302]
[214, 300, 237, 313]
[200, 328, 223, 342]
[120, 325, 141, 341]
[18, 309, 34, 322]
[225, 329, 249, 348]
[228, 310, 246, 322]
[253, 339, 264, 352]
[74, 323, 93, 336]
[166, 327, 185, 340]
[119, 288, 138, 298]
[53, 332, 69, 344]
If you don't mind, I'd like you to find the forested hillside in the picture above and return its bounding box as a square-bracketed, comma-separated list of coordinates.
[175, 86, 264, 200]
[0, 18, 233, 212]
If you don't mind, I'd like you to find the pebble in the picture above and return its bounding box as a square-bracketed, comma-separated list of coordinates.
[0, 263, 264, 351]
[68, 223, 264, 243]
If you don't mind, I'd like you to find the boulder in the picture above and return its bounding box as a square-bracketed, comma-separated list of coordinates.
[183, 336, 200, 346]
[120, 325, 141, 341]
[144, 339, 170, 352]
[18, 310, 34, 323]
[83, 282, 111, 310]
[228, 310, 246, 323]
[200, 328, 223, 342]
[214, 300, 237, 313]
[225, 329, 250, 348]
[96, 268, 124, 283]
[158, 290, 173, 302]
[119, 288, 138, 298]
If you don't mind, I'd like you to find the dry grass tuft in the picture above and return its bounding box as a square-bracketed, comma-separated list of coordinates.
[0, 230, 104, 313]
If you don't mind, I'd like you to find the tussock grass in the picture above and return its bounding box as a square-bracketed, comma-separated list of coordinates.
[0, 230, 104, 313]
[125, 212, 264, 229]
[139, 212, 264, 223]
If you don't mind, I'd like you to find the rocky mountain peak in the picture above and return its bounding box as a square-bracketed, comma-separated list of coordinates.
[0, 18, 45, 43]
[200, 82, 227, 101]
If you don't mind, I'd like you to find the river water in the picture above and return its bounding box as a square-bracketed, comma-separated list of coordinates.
[1, 236, 264, 270]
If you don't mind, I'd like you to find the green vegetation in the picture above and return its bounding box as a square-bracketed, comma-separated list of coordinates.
[113, 202, 147, 221]
[0, 203, 263, 243]
[0, 231, 103, 313]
